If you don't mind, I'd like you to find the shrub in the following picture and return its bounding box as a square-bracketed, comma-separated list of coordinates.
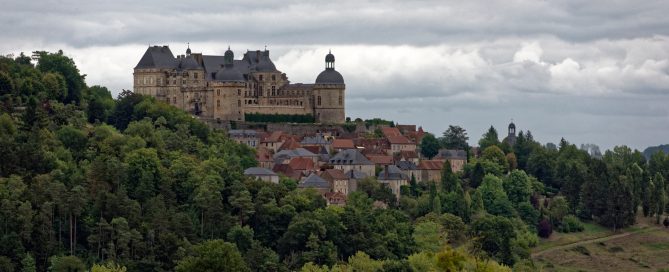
[537, 219, 553, 238]
[558, 215, 584, 233]
[571, 245, 590, 256]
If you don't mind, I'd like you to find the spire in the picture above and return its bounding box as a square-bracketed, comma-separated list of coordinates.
[186, 42, 191, 55]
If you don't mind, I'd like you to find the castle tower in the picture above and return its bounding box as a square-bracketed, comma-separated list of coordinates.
[504, 120, 517, 146]
[313, 50, 345, 124]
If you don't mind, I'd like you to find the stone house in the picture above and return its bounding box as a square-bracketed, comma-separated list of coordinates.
[244, 167, 279, 183]
[329, 149, 375, 177]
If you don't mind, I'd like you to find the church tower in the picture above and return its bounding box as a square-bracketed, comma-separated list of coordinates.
[313, 50, 345, 123]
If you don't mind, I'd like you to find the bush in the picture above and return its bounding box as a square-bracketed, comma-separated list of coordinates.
[537, 219, 553, 238]
[558, 215, 584, 233]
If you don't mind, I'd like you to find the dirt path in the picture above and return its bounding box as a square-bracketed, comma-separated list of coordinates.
[532, 227, 657, 257]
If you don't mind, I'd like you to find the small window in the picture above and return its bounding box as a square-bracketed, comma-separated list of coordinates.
[238, 89, 241, 96]
[259, 75, 263, 81]
[238, 100, 241, 107]
[317, 96, 321, 106]
[217, 100, 220, 108]
[194, 72, 198, 79]
[272, 75, 276, 81]
[339, 96, 342, 106]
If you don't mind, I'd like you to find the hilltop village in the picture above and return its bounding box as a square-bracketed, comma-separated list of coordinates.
[232, 122, 516, 206]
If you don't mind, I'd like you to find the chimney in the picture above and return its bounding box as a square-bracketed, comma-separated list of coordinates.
[384, 165, 389, 180]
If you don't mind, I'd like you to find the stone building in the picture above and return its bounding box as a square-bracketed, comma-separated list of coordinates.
[133, 45, 345, 123]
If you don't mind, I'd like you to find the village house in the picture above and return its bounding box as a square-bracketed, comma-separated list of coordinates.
[273, 148, 319, 165]
[329, 149, 375, 177]
[228, 129, 260, 147]
[244, 167, 280, 183]
[331, 138, 355, 152]
[324, 192, 347, 206]
[261, 131, 285, 152]
[396, 161, 419, 182]
[386, 134, 416, 155]
[418, 160, 446, 182]
[255, 147, 274, 169]
[436, 149, 468, 172]
[378, 165, 410, 199]
[298, 173, 331, 195]
[321, 169, 350, 195]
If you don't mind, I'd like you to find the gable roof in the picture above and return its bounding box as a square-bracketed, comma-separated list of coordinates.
[398, 150, 418, 159]
[279, 138, 301, 151]
[332, 139, 355, 150]
[366, 155, 394, 165]
[329, 149, 373, 165]
[322, 169, 347, 180]
[381, 127, 402, 137]
[301, 135, 332, 145]
[437, 149, 467, 160]
[378, 165, 409, 180]
[387, 135, 412, 145]
[396, 160, 418, 170]
[299, 173, 330, 189]
[289, 157, 315, 171]
[262, 131, 284, 143]
[418, 160, 446, 170]
[244, 167, 277, 176]
[345, 169, 369, 179]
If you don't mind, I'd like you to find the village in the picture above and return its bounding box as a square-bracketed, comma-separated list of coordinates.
[234, 122, 473, 206]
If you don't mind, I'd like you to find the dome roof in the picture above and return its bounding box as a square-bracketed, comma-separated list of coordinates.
[215, 66, 245, 82]
[224, 47, 234, 65]
[179, 56, 201, 70]
[325, 52, 335, 63]
[315, 69, 344, 84]
[186, 47, 191, 55]
[509, 122, 516, 129]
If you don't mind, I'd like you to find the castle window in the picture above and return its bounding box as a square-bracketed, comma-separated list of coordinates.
[173, 80, 176, 85]
[194, 72, 198, 79]
[259, 75, 263, 81]
[317, 96, 321, 106]
[217, 89, 220, 96]
[272, 75, 276, 81]
[272, 86, 275, 94]
[238, 100, 241, 107]
[339, 96, 342, 106]
[238, 89, 241, 96]
[217, 100, 220, 108]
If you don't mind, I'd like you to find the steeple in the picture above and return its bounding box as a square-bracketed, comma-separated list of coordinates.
[224, 46, 234, 66]
[186, 42, 191, 55]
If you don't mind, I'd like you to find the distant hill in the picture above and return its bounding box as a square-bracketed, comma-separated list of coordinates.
[643, 144, 669, 160]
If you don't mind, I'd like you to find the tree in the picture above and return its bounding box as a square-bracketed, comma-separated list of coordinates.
[548, 196, 570, 224]
[537, 219, 553, 238]
[20, 253, 36, 272]
[441, 125, 469, 150]
[36, 50, 86, 104]
[227, 225, 254, 253]
[41, 72, 68, 101]
[651, 173, 667, 224]
[481, 145, 508, 170]
[478, 126, 500, 151]
[347, 251, 383, 272]
[229, 187, 255, 225]
[49, 255, 86, 272]
[470, 215, 517, 265]
[440, 161, 459, 193]
[502, 170, 532, 205]
[91, 263, 127, 272]
[413, 221, 445, 252]
[420, 132, 440, 159]
[0, 71, 14, 96]
[176, 240, 250, 272]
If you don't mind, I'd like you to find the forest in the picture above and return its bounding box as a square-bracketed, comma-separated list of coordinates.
[0, 51, 668, 272]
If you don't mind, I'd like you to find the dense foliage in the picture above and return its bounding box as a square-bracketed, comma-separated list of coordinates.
[1, 51, 668, 272]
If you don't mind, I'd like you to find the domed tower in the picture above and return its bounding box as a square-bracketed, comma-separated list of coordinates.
[224, 46, 234, 66]
[210, 47, 245, 122]
[313, 50, 345, 124]
[503, 120, 517, 146]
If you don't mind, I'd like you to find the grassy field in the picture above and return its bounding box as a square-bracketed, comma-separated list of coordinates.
[532, 216, 669, 271]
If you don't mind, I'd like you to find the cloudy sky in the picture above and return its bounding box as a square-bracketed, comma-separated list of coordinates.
[2, 0, 669, 150]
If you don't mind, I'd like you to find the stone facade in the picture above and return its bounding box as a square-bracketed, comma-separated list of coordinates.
[133, 45, 345, 124]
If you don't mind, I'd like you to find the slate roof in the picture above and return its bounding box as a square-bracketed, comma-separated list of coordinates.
[329, 149, 373, 165]
[135, 46, 177, 69]
[229, 129, 258, 137]
[244, 167, 277, 176]
[301, 135, 331, 145]
[437, 149, 467, 160]
[315, 69, 344, 84]
[378, 165, 409, 180]
[345, 169, 369, 179]
[396, 161, 418, 170]
[299, 173, 331, 189]
[177, 55, 202, 70]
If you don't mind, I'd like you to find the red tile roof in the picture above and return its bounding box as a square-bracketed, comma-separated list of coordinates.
[279, 138, 301, 151]
[387, 135, 412, 144]
[262, 131, 284, 143]
[381, 127, 402, 137]
[289, 157, 315, 171]
[418, 160, 446, 170]
[332, 139, 355, 149]
[366, 155, 394, 165]
[399, 150, 418, 159]
[322, 168, 348, 180]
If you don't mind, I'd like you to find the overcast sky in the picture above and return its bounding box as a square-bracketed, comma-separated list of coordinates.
[2, 0, 669, 151]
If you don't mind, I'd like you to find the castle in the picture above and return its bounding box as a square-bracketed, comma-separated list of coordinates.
[133, 45, 345, 123]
